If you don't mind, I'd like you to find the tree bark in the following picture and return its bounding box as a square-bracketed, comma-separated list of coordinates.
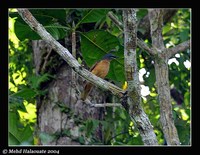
[148, 9, 180, 145]
[32, 40, 107, 145]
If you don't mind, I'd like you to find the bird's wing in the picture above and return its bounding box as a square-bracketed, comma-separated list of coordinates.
[89, 61, 99, 72]
[90, 60, 110, 77]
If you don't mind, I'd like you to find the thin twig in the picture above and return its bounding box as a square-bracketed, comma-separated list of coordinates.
[71, 22, 77, 84]
[72, 21, 76, 59]
[107, 11, 123, 31]
[69, 22, 77, 106]
[41, 47, 52, 73]
[108, 131, 129, 142]
[91, 103, 122, 107]
[83, 99, 122, 107]
[137, 38, 156, 55]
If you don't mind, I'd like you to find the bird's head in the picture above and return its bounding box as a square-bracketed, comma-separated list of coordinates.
[101, 53, 118, 60]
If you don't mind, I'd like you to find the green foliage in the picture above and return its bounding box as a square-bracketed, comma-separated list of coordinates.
[14, 20, 41, 40]
[137, 9, 148, 20]
[10, 73, 54, 107]
[9, 11, 42, 145]
[9, 8, 190, 146]
[139, 9, 191, 145]
[9, 111, 33, 145]
[11, 88, 37, 100]
[99, 107, 144, 145]
[9, 9, 68, 41]
[29, 9, 67, 24]
[9, 90, 27, 112]
[80, 30, 125, 82]
[14, 19, 67, 41]
[144, 68, 156, 89]
[163, 9, 190, 46]
[76, 9, 108, 26]
[28, 73, 54, 90]
[85, 119, 99, 137]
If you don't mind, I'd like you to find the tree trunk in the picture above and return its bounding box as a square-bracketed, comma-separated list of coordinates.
[32, 40, 106, 145]
[123, 9, 158, 145]
[154, 57, 180, 145]
[148, 9, 180, 145]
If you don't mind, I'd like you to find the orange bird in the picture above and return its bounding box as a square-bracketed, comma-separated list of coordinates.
[81, 53, 117, 101]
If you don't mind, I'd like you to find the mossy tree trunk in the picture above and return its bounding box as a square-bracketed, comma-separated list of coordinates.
[32, 40, 106, 145]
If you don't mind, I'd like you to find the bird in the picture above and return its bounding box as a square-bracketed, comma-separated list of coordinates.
[81, 53, 117, 101]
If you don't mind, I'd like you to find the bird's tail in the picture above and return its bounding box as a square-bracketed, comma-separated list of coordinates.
[81, 83, 93, 101]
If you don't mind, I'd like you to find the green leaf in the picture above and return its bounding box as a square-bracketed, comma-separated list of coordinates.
[78, 136, 85, 144]
[11, 88, 36, 100]
[176, 120, 190, 145]
[77, 9, 108, 25]
[29, 9, 67, 25]
[29, 73, 54, 90]
[10, 9, 67, 26]
[20, 125, 33, 144]
[62, 129, 71, 137]
[163, 24, 171, 35]
[44, 23, 68, 40]
[9, 94, 27, 112]
[9, 111, 21, 145]
[180, 29, 189, 42]
[137, 9, 148, 20]
[14, 20, 68, 41]
[14, 20, 41, 40]
[9, 133, 20, 145]
[9, 111, 20, 145]
[184, 92, 190, 107]
[108, 57, 125, 82]
[85, 120, 94, 136]
[119, 110, 127, 120]
[12, 9, 68, 41]
[9, 111, 33, 145]
[85, 119, 99, 137]
[80, 30, 125, 82]
[144, 68, 156, 88]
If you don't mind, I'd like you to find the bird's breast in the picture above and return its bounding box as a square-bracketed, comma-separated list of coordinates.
[92, 60, 110, 78]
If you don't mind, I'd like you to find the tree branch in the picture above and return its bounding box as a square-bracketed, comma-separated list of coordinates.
[167, 40, 190, 58]
[137, 38, 156, 55]
[108, 11, 155, 56]
[84, 99, 122, 107]
[138, 9, 178, 40]
[17, 9, 125, 98]
[41, 47, 52, 73]
[107, 11, 123, 31]
[69, 21, 78, 106]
